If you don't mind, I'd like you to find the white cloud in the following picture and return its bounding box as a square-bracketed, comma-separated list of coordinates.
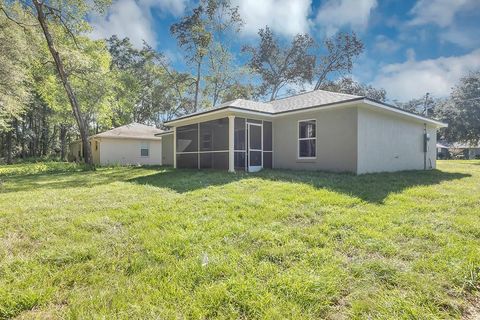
[90, 0, 188, 48]
[372, 49, 480, 101]
[408, 0, 478, 27]
[440, 28, 480, 49]
[315, 0, 377, 36]
[234, 0, 312, 37]
[373, 35, 401, 54]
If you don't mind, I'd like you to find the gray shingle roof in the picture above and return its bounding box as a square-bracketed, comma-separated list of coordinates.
[218, 90, 361, 113]
[216, 99, 275, 112]
[166, 90, 363, 124]
[93, 123, 163, 140]
[269, 90, 361, 112]
[164, 89, 446, 127]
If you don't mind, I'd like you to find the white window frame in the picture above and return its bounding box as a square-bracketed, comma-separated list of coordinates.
[140, 142, 150, 157]
[297, 119, 316, 159]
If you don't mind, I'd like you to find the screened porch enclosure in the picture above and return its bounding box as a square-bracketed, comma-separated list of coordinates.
[175, 117, 272, 171]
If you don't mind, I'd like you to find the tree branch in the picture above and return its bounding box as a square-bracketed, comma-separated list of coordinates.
[0, 6, 37, 31]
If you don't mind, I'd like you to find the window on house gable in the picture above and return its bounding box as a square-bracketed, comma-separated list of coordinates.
[298, 120, 316, 158]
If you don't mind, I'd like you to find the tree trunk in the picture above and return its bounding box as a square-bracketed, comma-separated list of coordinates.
[5, 130, 12, 164]
[194, 60, 201, 112]
[32, 0, 93, 167]
[21, 120, 26, 158]
[51, 124, 58, 156]
[41, 103, 48, 156]
[60, 124, 67, 161]
[13, 118, 20, 158]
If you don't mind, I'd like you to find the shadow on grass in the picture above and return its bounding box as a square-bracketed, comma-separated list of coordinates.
[1, 162, 471, 203]
[130, 168, 470, 203]
[0, 165, 167, 194]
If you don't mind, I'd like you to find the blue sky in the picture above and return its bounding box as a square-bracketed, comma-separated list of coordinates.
[90, 0, 480, 102]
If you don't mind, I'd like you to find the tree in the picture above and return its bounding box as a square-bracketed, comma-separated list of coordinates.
[0, 6, 32, 132]
[0, 3, 37, 163]
[221, 82, 255, 102]
[171, 0, 242, 110]
[202, 0, 242, 107]
[242, 27, 315, 101]
[106, 37, 194, 126]
[313, 32, 363, 90]
[2, 0, 112, 166]
[320, 77, 387, 102]
[171, 6, 211, 112]
[436, 71, 480, 144]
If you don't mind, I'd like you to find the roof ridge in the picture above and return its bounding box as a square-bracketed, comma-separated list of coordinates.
[271, 89, 362, 102]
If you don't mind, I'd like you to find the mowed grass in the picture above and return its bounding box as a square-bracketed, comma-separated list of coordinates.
[0, 161, 479, 319]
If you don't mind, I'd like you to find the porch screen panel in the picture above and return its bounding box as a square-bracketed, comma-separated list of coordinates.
[177, 153, 198, 169]
[200, 118, 228, 151]
[263, 121, 273, 169]
[198, 117, 229, 169]
[234, 118, 246, 150]
[263, 151, 272, 169]
[234, 117, 246, 171]
[234, 152, 246, 170]
[200, 152, 229, 170]
[177, 124, 198, 152]
[263, 121, 272, 151]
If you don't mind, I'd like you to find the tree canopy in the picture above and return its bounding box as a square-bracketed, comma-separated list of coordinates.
[1, 0, 478, 162]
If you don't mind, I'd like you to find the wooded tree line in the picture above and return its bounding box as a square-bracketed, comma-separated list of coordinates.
[0, 0, 478, 164]
[395, 71, 480, 145]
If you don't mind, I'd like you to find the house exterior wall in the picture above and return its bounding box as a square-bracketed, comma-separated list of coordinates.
[99, 138, 162, 165]
[161, 134, 174, 165]
[357, 107, 437, 174]
[272, 107, 358, 173]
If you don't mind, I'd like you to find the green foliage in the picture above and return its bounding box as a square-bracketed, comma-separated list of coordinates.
[107, 36, 195, 125]
[320, 77, 387, 102]
[0, 161, 479, 318]
[0, 5, 34, 131]
[35, 33, 113, 131]
[314, 32, 364, 90]
[437, 71, 480, 144]
[171, 0, 244, 110]
[242, 26, 316, 101]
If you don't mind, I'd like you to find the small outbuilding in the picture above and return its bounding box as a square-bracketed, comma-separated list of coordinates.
[68, 123, 168, 166]
[448, 142, 480, 159]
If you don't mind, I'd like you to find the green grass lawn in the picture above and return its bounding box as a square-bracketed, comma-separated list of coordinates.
[0, 161, 479, 319]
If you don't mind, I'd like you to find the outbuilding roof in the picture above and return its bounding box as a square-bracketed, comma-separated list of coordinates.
[92, 123, 164, 140]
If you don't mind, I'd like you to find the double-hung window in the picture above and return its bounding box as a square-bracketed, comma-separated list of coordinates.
[140, 142, 149, 157]
[298, 119, 316, 158]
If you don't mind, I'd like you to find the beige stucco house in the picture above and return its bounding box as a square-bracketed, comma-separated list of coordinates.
[69, 123, 166, 166]
[160, 90, 447, 174]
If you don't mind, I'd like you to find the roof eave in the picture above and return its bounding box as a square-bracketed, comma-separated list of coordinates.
[362, 98, 448, 128]
[163, 96, 448, 129]
[154, 131, 174, 137]
[164, 106, 273, 126]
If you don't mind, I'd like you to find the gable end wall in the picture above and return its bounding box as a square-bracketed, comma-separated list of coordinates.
[356, 107, 437, 174]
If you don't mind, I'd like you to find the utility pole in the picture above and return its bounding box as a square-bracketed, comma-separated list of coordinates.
[423, 92, 430, 117]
